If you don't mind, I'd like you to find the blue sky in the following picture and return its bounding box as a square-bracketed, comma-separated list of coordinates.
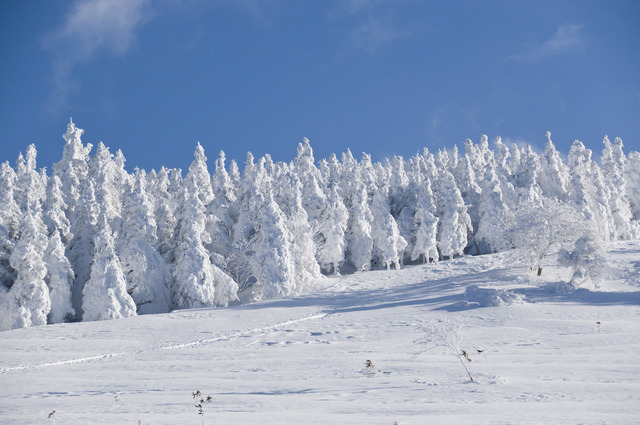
[1, 0, 639, 172]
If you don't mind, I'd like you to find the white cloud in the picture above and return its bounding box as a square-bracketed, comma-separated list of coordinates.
[330, 0, 392, 19]
[330, 0, 413, 53]
[350, 16, 411, 52]
[508, 23, 585, 63]
[43, 0, 151, 108]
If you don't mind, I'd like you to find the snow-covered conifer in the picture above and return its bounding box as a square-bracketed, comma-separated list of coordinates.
[340, 149, 358, 202]
[476, 163, 510, 253]
[52, 119, 93, 213]
[370, 186, 407, 270]
[539, 132, 569, 201]
[625, 151, 640, 221]
[250, 191, 296, 299]
[411, 178, 439, 263]
[326, 153, 343, 193]
[359, 153, 377, 196]
[315, 185, 349, 274]
[435, 170, 472, 259]
[389, 155, 411, 220]
[44, 231, 75, 323]
[567, 140, 614, 240]
[4, 212, 51, 329]
[208, 151, 238, 267]
[346, 183, 374, 271]
[14, 145, 47, 214]
[453, 148, 482, 242]
[0, 162, 21, 240]
[82, 214, 136, 322]
[119, 170, 171, 314]
[513, 145, 543, 204]
[67, 179, 101, 315]
[276, 172, 321, 287]
[43, 175, 73, 244]
[150, 167, 178, 258]
[88, 142, 124, 234]
[188, 143, 215, 206]
[212, 150, 237, 204]
[172, 174, 237, 309]
[0, 224, 15, 292]
[601, 136, 634, 239]
[293, 138, 326, 226]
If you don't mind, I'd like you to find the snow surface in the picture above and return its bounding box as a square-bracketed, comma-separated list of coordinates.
[1, 242, 639, 424]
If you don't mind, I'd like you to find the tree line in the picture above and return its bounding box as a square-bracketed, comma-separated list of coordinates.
[1, 120, 638, 330]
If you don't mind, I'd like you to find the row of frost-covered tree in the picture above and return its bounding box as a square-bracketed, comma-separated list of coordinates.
[1, 120, 639, 330]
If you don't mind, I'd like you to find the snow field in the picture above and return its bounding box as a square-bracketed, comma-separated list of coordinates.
[1, 242, 640, 424]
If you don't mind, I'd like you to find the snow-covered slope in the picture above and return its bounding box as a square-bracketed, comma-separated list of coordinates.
[1, 242, 639, 424]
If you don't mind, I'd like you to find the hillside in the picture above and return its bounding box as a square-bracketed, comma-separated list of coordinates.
[1, 242, 639, 424]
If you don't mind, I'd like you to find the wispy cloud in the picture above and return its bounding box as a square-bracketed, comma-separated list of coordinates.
[330, 0, 393, 19]
[508, 23, 585, 63]
[350, 16, 411, 52]
[330, 0, 413, 53]
[43, 0, 151, 109]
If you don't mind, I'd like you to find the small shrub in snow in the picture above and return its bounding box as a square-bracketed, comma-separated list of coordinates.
[192, 390, 213, 424]
[361, 359, 381, 376]
[414, 318, 476, 383]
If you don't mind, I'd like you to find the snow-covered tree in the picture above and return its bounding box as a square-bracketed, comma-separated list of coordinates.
[52, 119, 93, 214]
[88, 142, 124, 234]
[436, 170, 472, 259]
[567, 140, 614, 240]
[370, 186, 407, 270]
[67, 179, 101, 315]
[275, 172, 321, 288]
[513, 144, 543, 204]
[189, 143, 215, 206]
[43, 175, 73, 244]
[250, 191, 297, 299]
[453, 147, 481, 247]
[315, 185, 349, 274]
[475, 162, 510, 254]
[0, 224, 15, 292]
[208, 150, 237, 267]
[14, 145, 46, 215]
[150, 167, 179, 259]
[601, 136, 634, 239]
[119, 170, 171, 314]
[626, 151, 640, 221]
[172, 174, 237, 309]
[293, 138, 326, 226]
[411, 178, 439, 263]
[44, 231, 75, 323]
[0, 162, 21, 240]
[2, 212, 51, 330]
[511, 197, 591, 276]
[559, 234, 606, 290]
[539, 132, 569, 201]
[346, 183, 374, 271]
[82, 214, 136, 322]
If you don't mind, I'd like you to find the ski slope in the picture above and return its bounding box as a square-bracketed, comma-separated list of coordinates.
[1, 242, 639, 424]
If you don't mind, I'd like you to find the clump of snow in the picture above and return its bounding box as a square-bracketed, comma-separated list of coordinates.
[542, 281, 578, 294]
[461, 284, 524, 307]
